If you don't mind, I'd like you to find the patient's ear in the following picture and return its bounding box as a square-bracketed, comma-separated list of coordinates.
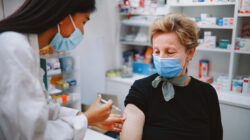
[186, 47, 196, 61]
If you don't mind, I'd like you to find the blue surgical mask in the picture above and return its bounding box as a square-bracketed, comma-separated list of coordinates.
[50, 15, 83, 52]
[153, 55, 183, 78]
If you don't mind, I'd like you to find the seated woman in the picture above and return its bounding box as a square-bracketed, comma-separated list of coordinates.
[121, 13, 223, 140]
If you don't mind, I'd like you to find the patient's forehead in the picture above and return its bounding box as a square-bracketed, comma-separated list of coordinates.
[152, 32, 184, 50]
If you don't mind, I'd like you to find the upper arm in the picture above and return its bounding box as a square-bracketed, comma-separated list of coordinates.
[124, 80, 149, 115]
[121, 104, 145, 140]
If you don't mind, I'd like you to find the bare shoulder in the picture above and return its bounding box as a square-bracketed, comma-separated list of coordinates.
[124, 104, 145, 119]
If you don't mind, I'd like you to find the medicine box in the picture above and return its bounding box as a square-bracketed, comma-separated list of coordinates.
[204, 31, 212, 36]
[133, 62, 151, 75]
[223, 17, 234, 26]
[204, 36, 216, 48]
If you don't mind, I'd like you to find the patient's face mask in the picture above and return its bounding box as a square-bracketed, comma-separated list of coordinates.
[153, 55, 186, 78]
[50, 15, 84, 52]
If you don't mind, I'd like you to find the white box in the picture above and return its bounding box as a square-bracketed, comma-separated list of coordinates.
[243, 78, 249, 94]
[206, 17, 217, 25]
[179, 0, 193, 4]
[204, 31, 212, 36]
[223, 17, 234, 26]
[204, 36, 216, 48]
[240, 0, 250, 13]
[168, 0, 178, 4]
[201, 13, 209, 19]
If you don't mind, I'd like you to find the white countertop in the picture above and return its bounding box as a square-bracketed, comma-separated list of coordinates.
[217, 91, 250, 109]
[84, 129, 116, 140]
[107, 74, 250, 109]
[106, 74, 146, 85]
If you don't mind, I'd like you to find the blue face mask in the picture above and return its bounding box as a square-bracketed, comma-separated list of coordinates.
[50, 15, 83, 52]
[153, 55, 183, 78]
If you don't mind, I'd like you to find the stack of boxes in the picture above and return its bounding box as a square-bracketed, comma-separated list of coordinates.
[201, 13, 217, 25]
[238, 0, 250, 14]
[235, 38, 250, 51]
[191, 13, 234, 27]
[204, 31, 216, 49]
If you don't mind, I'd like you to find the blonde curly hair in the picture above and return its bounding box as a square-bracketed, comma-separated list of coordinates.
[150, 13, 200, 50]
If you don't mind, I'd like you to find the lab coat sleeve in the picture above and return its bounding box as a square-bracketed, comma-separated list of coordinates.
[0, 32, 87, 140]
[45, 102, 88, 139]
[59, 106, 81, 118]
[47, 102, 80, 119]
[45, 114, 88, 140]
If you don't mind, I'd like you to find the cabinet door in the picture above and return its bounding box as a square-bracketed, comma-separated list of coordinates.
[220, 104, 250, 140]
[106, 80, 131, 111]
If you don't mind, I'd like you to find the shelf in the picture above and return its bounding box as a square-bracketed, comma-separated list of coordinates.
[47, 69, 62, 76]
[40, 52, 71, 59]
[196, 47, 231, 53]
[199, 25, 234, 29]
[238, 13, 250, 17]
[234, 50, 250, 54]
[48, 88, 62, 95]
[121, 20, 152, 27]
[122, 19, 234, 29]
[120, 41, 151, 46]
[169, 2, 235, 7]
[120, 13, 165, 16]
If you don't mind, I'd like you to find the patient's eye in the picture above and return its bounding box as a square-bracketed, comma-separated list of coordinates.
[153, 50, 160, 55]
[168, 51, 175, 54]
[167, 49, 177, 56]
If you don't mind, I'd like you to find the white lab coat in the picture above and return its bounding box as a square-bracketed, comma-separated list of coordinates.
[0, 31, 88, 140]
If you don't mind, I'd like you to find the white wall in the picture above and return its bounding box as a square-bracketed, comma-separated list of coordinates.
[76, 0, 119, 105]
[0, 0, 4, 19]
[2, 0, 24, 17]
[84, 0, 120, 69]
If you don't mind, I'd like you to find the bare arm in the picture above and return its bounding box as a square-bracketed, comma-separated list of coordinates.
[120, 104, 145, 140]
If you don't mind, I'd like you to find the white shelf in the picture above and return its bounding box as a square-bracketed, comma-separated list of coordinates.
[196, 47, 231, 53]
[48, 88, 62, 95]
[120, 41, 151, 46]
[122, 19, 234, 29]
[121, 20, 152, 27]
[199, 25, 234, 29]
[234, 50, 250, 54]
[169, 2, 235, 7]
[238, 13, 250, 17]
[47, 69, 62, 76]
[120, 13, 165, 16]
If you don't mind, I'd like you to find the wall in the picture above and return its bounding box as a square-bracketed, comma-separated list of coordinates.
[0, 0, 3, 19]
[75, 0, 120, 105]
[2, 0, 24, 17]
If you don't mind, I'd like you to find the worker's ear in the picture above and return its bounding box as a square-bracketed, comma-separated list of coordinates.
[59, 16, 70, 25]
[186, 47, 196, 61]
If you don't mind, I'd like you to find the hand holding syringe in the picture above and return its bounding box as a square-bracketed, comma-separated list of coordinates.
[100, 98, 121, 112]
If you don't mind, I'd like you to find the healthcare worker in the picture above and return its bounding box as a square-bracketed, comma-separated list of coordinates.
[0, 0, 125, 140]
